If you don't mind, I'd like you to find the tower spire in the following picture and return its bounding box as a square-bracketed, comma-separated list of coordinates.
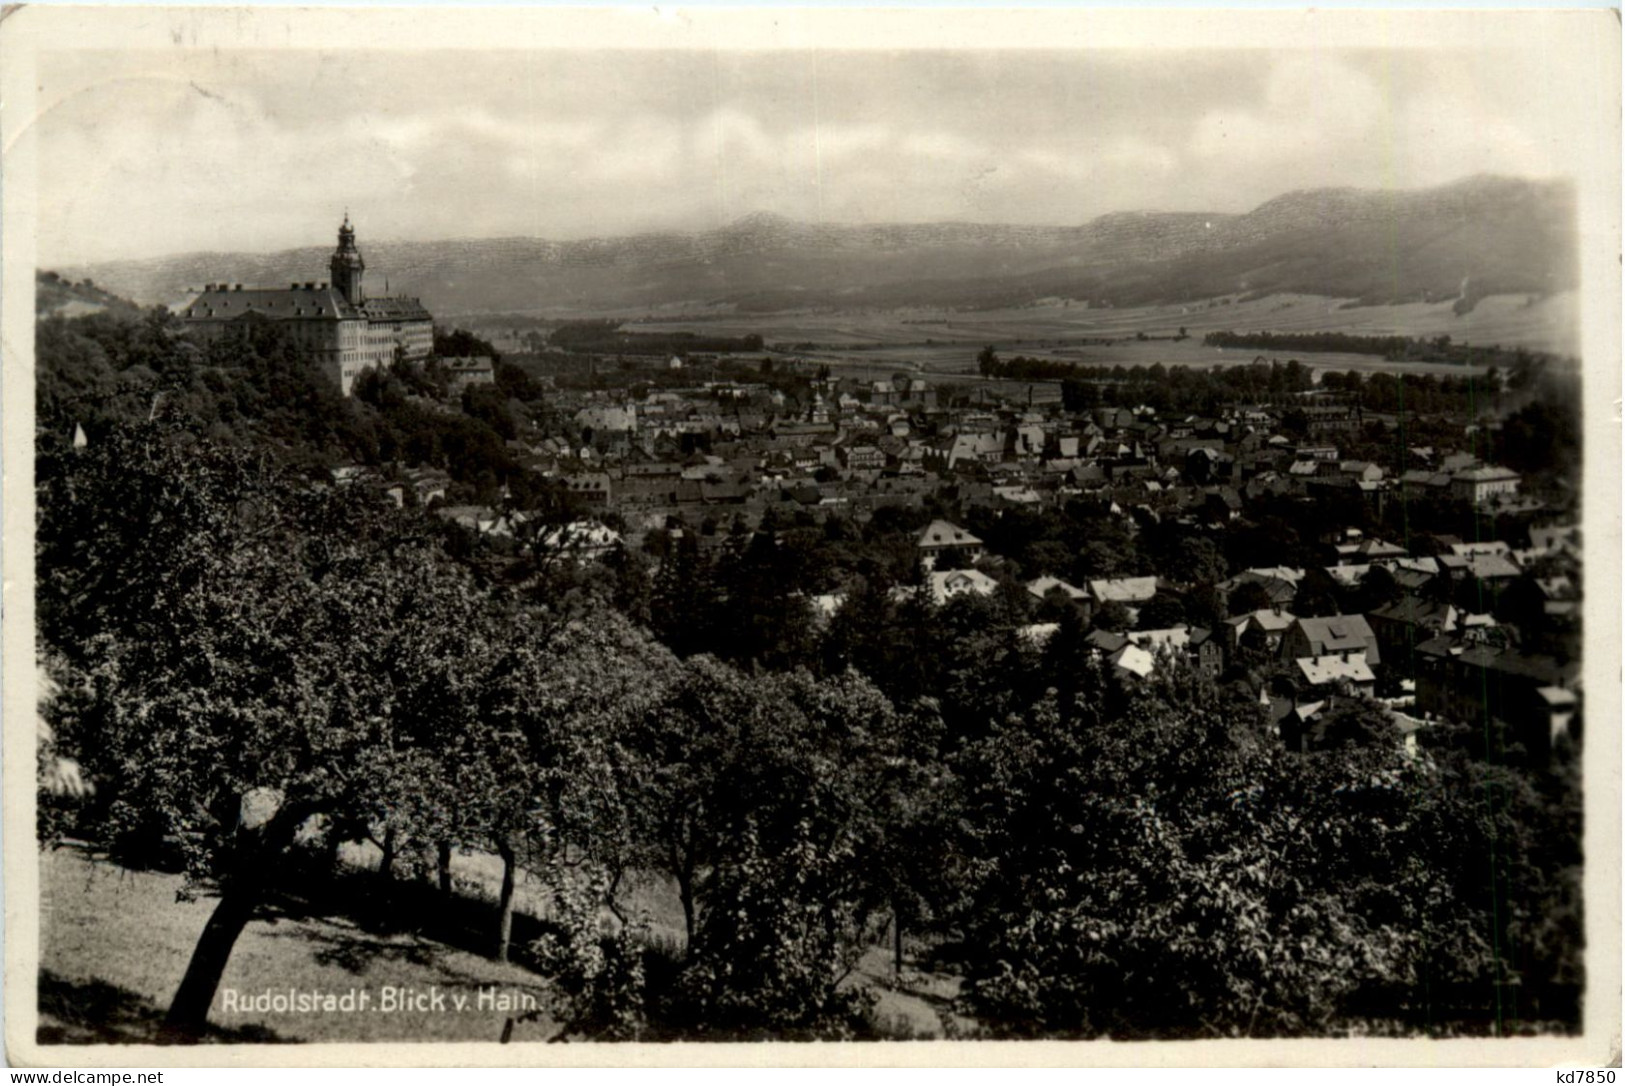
[331, 212, 365, 304]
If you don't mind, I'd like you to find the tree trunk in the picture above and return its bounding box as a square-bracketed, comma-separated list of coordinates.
[676, 868, 696, 951]
[162, 799, 311, 1041]
[893, 904, 904, 979]
[161, 885, 260, 1041]
[437, 840, 453, 896]
[605, 867, 628, 925]
[495, 838, 517, 964]
[378, 825, 396, 880]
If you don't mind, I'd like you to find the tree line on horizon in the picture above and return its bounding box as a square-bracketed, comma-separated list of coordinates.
[1201, 329, 1563, 371]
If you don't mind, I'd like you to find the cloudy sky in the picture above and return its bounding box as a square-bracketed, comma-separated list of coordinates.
[37, 44, 1582, 266]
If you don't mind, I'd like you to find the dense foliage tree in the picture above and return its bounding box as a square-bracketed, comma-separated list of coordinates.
[1226, 580, 1275, 617]
[656, 666, 924, 1037]
[1354, 564, 1403, 615]
[1136, 592, 1188, 631]
[1293, 568, 1344, 619]
[648, 530, 719, 658]
[37, 304, 560, 509]
[1060, 377, 1100, 413]
[1184, 582, 1227, 632]
[39, 421, 483, 1035]
[466, 611, 679, 962]
[1147, 532, 1228, 586]
[1496, 395, 1580, 477]
[1091, 599, 1133, 633]
[947, 671, 1580, 1037]
[433, 326, 502, 362]
[707, 527, 822, 670]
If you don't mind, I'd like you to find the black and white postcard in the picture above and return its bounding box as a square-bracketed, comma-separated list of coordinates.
[2, 5, 1618, 1068]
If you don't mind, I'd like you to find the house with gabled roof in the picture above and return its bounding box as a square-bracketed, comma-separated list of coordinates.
[891, 567, 1001, 607]
[1294, 653, 1376, 696]
[1081, 628, 1155, 679]
[915, 520, 984, 569]
[1110, 643, 1157, 679]
[926, 568, 999, 605]
[1281, 614, 1380, 667]
[1383, 555, 1440, 576]
[1368, 596, 1459, 678]
[1439, 451, 1479, 473]
[1450, 465, 1522, 506]
[1221, 569, 1299, 609]
[1188, 626, 1223, 677]
[1087, 576, 1159, 607]
[1084, 628, 1130, 656]
[1288, 459, 1321, 479]
[1333, 537, 1408, 564]
[1027, 575, 1088, 601]
[1325, 564, 1370, 590]
[1226, 608, 1297, 660]
[538, 520, 623, 562]
[1337, 460, 1384, 484]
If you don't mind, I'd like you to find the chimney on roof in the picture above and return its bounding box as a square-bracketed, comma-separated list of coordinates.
[234, 284, 243, 291]
[291, 283, 300, 290]
[306, 282, 316, 290]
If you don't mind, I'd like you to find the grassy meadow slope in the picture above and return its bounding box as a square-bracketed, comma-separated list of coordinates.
[40, 844, 960, 1043]
[39, 846, 555, 1044]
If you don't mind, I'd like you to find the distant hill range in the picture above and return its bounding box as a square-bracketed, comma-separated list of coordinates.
[53, 175, 1576, 318]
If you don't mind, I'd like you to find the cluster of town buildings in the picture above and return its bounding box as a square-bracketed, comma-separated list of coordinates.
[396, 366, 1577, 768]
[891, 508, 1577, 765]
[186, 221, 1577, 770]
[524, 379, 1544, 527]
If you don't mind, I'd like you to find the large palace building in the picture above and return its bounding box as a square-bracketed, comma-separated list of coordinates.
[177, 216, 433, 395]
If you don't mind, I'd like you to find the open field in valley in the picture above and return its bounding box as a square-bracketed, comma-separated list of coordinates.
[620, 291, 1578, 359]
[466, 291, 1575, 388]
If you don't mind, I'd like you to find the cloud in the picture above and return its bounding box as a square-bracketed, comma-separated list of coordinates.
[899, 130, 985, 163]
[1393, 87, 1556, 186]
[1183, 53, 1556, 202]
[703, 106, 777, 165]
[803, 122, 891, 162]
[1020, 136, 1178, 182]
[1188, 55, 1385, 170]
[34, 47, 1575, 265]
